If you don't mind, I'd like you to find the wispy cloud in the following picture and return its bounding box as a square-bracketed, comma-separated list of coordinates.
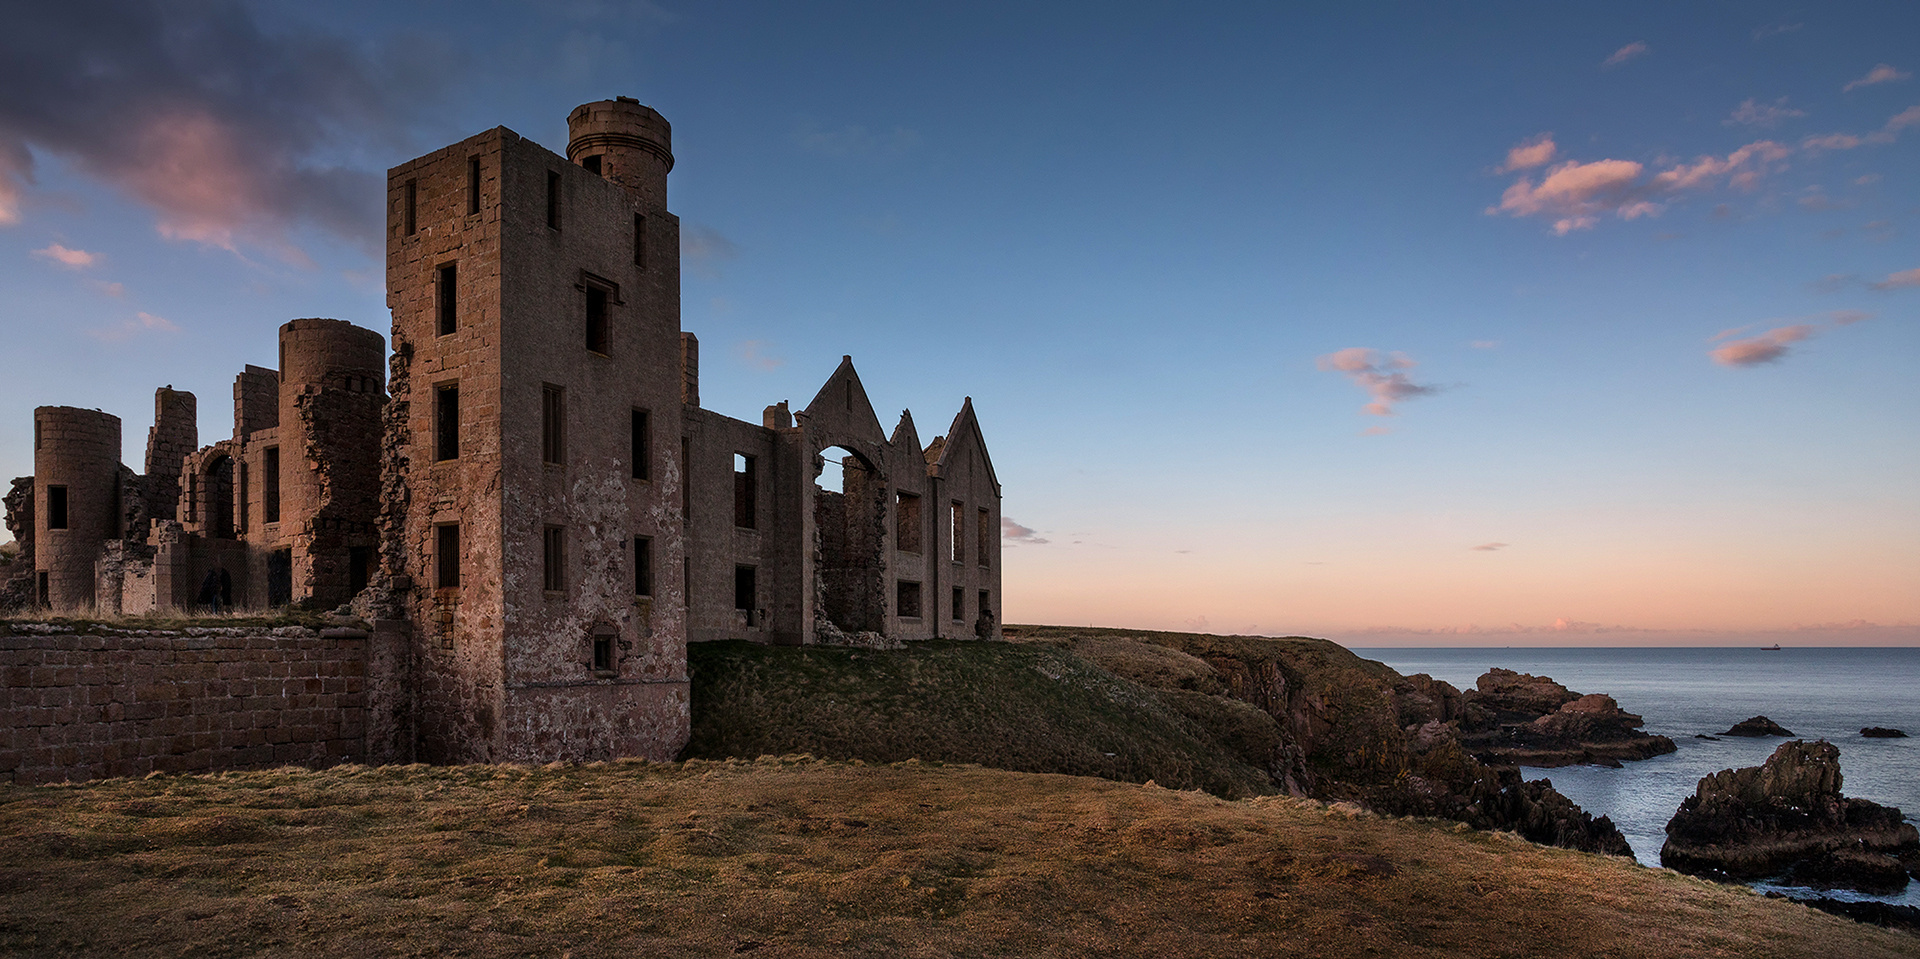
[1725, 97, 1807, 128]
[794, 121, 921, 158]
[1489, 140, 1789, 233]
[93, 280, 126, 298]
[736, 339, 784, 370]
[1497, 134, 1557, 172]
[31, 242, 96, 268]
[89, 310, 179, 342]
[1752, 22, 1803, 41]
[1001, 517, 1048, 545]
[1811, 273, 1858, 293]
[1870, 266, 1920, 290]
[1470, 542, 1508, 551]
[1469, 340, 1499, 349]
[1844, 64, 1911, 92]
[1830, 309, 1874, 325]
[681, 224, 739, 279]
[1801, 105, 1920, 152]
[1602, 41, 1649, 68]
[1710, 324, 1815, 366]
[1317, 347, 1439, 416]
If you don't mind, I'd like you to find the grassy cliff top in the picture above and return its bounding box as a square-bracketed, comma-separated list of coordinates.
[0, 758, 1907, 958]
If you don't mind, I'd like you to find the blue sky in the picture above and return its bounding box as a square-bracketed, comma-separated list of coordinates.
[2, 1, 1916, 642]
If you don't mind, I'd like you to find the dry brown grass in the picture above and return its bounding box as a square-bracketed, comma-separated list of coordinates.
[0, 759, 1910, 958]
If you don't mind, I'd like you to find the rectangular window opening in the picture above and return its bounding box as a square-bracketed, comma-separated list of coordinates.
[437, 262, 458, 336]
[950, 501, 965, 563]
[435, 384, 460, 461]
[543, 525, 566, 592]
[592, 630, 614, 671]
[634, 536, 652, 597]
[435, 523, 460, 589]
[263, 446, 280, 523]
[631, 409, 650, 480]
[466, 156, 481, 215]
[734, 565, 755, 612]
[951, 586, 965, 622]
[542, 384, 565, 465]
[585, 285, 609, 354]
[680, 437, 691, 526]
[978, 507, 992, 568]
[349, 546, 371, 594]
[633, 213, 646, 269]
[546, 170, 561, 229]
[897, 580, 922, 619]
[47, 485, 68, 530]
[895, 491, 922, 553]
[581, 154, 601, 176]
[733, 453, 756, 529]
[403, 179, 417, 235]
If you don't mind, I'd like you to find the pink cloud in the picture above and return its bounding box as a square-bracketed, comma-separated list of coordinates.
[1001, 517, 1048, 544]
[1801, 106, 1919, 152]
[1498, 134, 1557, 172]
[1725, 97, 1806, 128]
[1603, 41, 1649, 68]
[88, 311, 180, 343]
[1470, 542, 1508, 551]
[736, 339, 784, 370]
[1317, 347, 1438, 416]
[1650, 141, 1789, 192]
[1360, 425, 1392, 436]
[0, 143, 24, 226]
[1830, 310, 1873, 325]
[31, 243, 96, 268]
[1870, 267, 1920, 290]
[1709, 325, 1815, 366]
[1491, 140, 1791, 233]
[1844, 64, 1911, 92]
[1886, 105, 1920, 132]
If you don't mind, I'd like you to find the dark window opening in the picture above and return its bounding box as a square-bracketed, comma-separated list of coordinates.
[37, 571, 49, 606]
[542, 384, 565, 465]
[435, 384, 460, 461]
[634, 213, 646, 269]
[207, 457, 235, 539]
[34, 418, 41, 451]
[437, 262, 457, 336]
[403, 179, 417, 235]
[238, 462, 249, 534]
[263, 446, 280, 523]
[734, 565, 755, 613]
[950, 501, 965, 563]
[733, 453, 756, 529]
[978, 508, 992, 568]
[634, 537, 652, 596]
[631, 409, 650, 480]
[543, 525, 566, 592]
[979, 590, 992, 617]
[349, 546, 371, 594]
[47, 485, 68, 530]
[581, 154, 602, 176]
[897, 580, 922, 619]
[895, 491, 922, 553]
[680, 437, 691, 525]
[268, 549, 292, 605]
[436, 523, 460, 589]
[546, 170, 561, 229]
[952, 586, 965, 622]
[592, 629, 614, 671]
[585, 285, 609, 354]
[466, 156, 480, 215]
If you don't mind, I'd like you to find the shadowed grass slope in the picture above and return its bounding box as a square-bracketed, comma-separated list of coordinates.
[0, 759, 1909, 958]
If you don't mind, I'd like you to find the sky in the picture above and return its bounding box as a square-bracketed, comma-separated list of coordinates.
[1, 1, 1915, 645]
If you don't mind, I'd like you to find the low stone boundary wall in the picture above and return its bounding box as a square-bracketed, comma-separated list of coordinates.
[0, 625, 397, 785]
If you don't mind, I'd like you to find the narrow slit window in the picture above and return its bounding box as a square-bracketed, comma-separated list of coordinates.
[466, 156, 481, 215]
[542, 384, 565, 465]
[681, 437, 691, 526]
[585, 285, 609, 354]
[896, 580, 922, 619]
[436, 523, 460, 589]
[734, 565, 755, 611]
[543, 525, 566, 592]
[733, 453, 756, 529]
[631, 409, 650, 480]
[47, 485, 68, 530]
[403, 178, 417, 235]
[546, 170, 561, 229]
[952, 586, 965, 622]
[634, 536, 653, 597]
[950, 501, 965, 563]
[435, 384, 460, 461]
[977, 507, 992, 568]
[896, 491, 922, 553]
[437, 262, 458, 336]
[263, 446, 280, 523]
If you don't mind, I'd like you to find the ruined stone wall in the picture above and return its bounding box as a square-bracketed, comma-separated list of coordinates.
[234, 365, 280, 438]
[0, 625, 377, 785]
[143, 387, 197, 525]
[278, 318, 386, 609]
[33, 407, 122, 609]
[926, 401, 1003, 640]
[1, 476, 35, 609]
[682, 407, 788, 644]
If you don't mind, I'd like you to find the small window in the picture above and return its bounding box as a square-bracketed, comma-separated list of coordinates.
[734, 565, 755, 612]
[950, 501, 965, 563]
[591, 627, 614, 672]
[897, 580, 922, 619]
[733, 453, 756, 529]
[543, 525, 566, 592]
[634, 536, 652, 597]
[978, 508, 992, 568]
[634, 214, 646, 269]
[435, 384, 460, 461]
[403, 178, 417, 235]
[263, 447, 280, 523]
[546, 170, 561, 229]
[542, 384, 565, 465]
[466, 156, 481, 215]
[585, 285, 609, 354]
[582, 154, 602, 176]
[896, 492, 922, 553]
[631, 409, 650, 480]
[435, 523, 460, 589]
[349, 546, 371, 594]
[979, 590, 991, 617]
[47, 485, 68, 530]
[437, 262, 457, 336]
[952, 586, 965, 622]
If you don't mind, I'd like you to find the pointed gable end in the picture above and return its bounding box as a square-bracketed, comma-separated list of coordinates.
[799, 355, 887, 448]
[930, 397, 1000, 494]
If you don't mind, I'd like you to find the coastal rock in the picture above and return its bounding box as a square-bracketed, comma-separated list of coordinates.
[1861, 727, 1908, 739]
[1722, 716, 1795, 737]
[1468, 668, 1579, 720]
[1456, 673, 1677, 768]
[1661, 739, 1920, 892]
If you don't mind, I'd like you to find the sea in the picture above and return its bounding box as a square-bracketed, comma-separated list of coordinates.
[1352, 646, 1920, 908]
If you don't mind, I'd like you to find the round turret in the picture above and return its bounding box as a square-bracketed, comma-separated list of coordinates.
[33, 406, 123, 608]
[567, 97, 673, 208]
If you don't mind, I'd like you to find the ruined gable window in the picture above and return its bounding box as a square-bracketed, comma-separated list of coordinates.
[896, 580, 922, 619]
[585, 285, 610, 354]
[435, 523, 460, 589]
[950, 501, 965, 564]
[544, 525, 566, 592]
[263, 447, 280, 523]
[634, 214, 646, 269]
[634, 536, 652, 597]
[952, 586, 964, 622]
[977, 508, 991, 568]
[47, 485, 68, 530]
[546, 170, 561, 230]
[437, 262, 458, 336]
[631, 409, 650, 480]
[404, 179, 418, 235]
[542, 384, 566, 465]
[895, 492, 922, 553]
[733, 453, 756, 529]
[734, 565, 755, 613]
[435, 384, 460, 461]
[466, 156, 481, 215]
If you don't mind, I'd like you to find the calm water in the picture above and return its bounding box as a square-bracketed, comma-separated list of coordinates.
[1353, 646, 1920, 906]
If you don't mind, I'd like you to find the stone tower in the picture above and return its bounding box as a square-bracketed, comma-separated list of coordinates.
[32, 406, 122, 608]
[384, 99, 689, 764]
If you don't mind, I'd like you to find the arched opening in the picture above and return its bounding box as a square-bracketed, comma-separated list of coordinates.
[205, 455, 235, 540]
[814, 445, 887, 637]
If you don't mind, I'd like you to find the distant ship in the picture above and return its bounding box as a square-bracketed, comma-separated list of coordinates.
[1760, 644, 1783, 651]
